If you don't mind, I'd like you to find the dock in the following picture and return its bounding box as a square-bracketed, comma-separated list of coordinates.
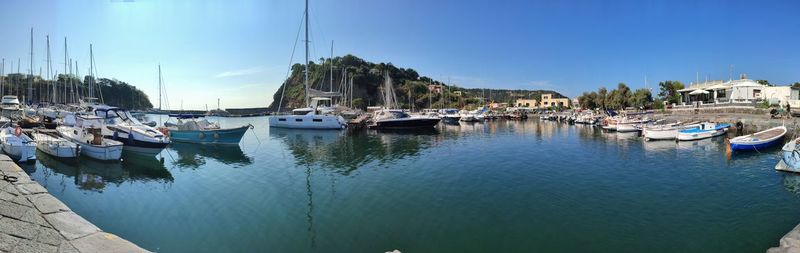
[0, 155, 148, 252]
[347, 114, 371, 132]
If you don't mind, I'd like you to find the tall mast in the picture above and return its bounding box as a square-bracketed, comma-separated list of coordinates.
[29, 28, 33, 103]
[329, 40, 333, 93]
[158, 64, 162, 110]
[1, 58, 4, 96]
[64, 37, 68, 104]
[46, 35, 52, 102]
[89, 44, 94, 100]
[304, 0, 309, 106]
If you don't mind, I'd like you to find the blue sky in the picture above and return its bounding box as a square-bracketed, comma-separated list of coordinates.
[0, 0, 798, 109]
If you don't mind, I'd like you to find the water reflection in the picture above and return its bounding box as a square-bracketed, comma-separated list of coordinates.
[783, 174, 800, 195]
[270, 128, 434, 174]
[32, 151, 173, 192]
[168, 142, 253, 169]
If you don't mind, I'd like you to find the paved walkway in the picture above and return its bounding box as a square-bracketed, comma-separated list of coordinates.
[0, 155, 147, 253]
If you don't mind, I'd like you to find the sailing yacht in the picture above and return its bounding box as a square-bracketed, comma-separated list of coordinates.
[368, 73, 441, 129]
[268, 0, 346, 130]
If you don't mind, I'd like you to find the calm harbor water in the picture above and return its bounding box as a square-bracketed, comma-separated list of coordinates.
[18, 116, 800, 252]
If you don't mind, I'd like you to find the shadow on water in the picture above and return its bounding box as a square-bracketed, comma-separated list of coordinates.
[167, 142, 253, 169]
[31, 151, 173, 192]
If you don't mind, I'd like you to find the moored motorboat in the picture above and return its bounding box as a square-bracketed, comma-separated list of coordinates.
[165, 115, 252, 144]
[31, 130, 79, 159]
[0, 126, 36, 162]
[91, 105, 170, 155]
[677, 122, 731, 141]
[57, 115, 123, 161]
[368, 109, 440, 129]
[778, 137, 800, 173]
[729, 126, 787, 151]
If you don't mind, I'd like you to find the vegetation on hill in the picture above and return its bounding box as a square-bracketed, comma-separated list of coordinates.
[268, 54, 566, 111]
[0, 73, 152, 110]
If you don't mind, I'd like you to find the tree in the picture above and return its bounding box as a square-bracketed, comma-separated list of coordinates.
[793, 82, 800, 88]
[630, 88, 653, 109]
[597, 87, 608, 109]
[614, 83, 631, 109]
[756, 80, 771, 86]
[658, 80, 684, 105]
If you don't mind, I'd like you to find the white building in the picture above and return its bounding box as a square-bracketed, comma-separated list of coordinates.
[677, 75, 799, 107]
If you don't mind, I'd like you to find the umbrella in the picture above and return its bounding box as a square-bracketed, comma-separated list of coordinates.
[689, 89, 709, 95]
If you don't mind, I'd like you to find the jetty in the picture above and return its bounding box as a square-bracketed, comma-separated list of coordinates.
[0, 155, 147, 252]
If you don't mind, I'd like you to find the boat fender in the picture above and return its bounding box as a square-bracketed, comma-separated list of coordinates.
[113, 131, 119, 140]
[736, 122, 743, 130]
[198, 132, 205, 139]
[14, 126, 21, 137]
[213, 133, 220, 139]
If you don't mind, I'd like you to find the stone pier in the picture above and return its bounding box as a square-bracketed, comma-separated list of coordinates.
[0, 155, 147, 253]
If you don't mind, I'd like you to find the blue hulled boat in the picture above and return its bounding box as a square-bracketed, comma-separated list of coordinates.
[730, 126, 786, 151]
[164, 115, 252, 144]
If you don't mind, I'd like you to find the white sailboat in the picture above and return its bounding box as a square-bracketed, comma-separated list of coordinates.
[268, 0, 346, 130]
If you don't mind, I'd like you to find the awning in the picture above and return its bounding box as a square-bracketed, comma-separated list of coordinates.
[705, 84, 729, 90]
[689, 89, 709, 95]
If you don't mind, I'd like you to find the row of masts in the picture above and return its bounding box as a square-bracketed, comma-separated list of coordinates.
[0, 28, 103, 105]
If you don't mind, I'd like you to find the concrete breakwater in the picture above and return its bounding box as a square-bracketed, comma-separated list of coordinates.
[0, 155, 147, 253]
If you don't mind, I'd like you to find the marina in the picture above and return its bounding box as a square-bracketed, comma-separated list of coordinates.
[1, 0, 800, 252]
[1, 114, 800, 252]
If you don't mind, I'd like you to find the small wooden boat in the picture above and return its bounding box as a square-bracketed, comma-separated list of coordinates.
[677, 122, 731, 141]
[729, 126, 786, 151]
[778, 137, 800, 173]
[31, 130, 79, 159]
[642, 122, 700, 141]
[0, 127, 37, 162]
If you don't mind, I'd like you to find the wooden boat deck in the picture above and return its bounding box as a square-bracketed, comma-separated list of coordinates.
[753, 127, 784, 139]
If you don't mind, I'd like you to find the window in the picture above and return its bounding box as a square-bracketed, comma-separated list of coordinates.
[295, 119, 303, 122]
[278, 118, 286, 121]
[753, 89, 761, 97]
[717, 90, 726, 98]
[525, 103, 530, 107]
[313, 119, 322, 122]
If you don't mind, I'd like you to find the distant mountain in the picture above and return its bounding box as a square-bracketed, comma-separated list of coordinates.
[0, 73, 152, 110]
[268, 54, 565, 111]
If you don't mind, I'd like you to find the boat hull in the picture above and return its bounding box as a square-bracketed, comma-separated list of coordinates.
[76, 142, 123, 161]
[643, 128, 678, 141]
[33, 135, 79, 159]
[616, 124, 639, 133]
[268, 115, 346, 130]
[730, 126, 787, 151]
[2, 143, 36, 162]
[169, 125, 250, 144]
[370, 118, 441, 129]
[677, 128, 727, 141]
[731, 136, 784, 151]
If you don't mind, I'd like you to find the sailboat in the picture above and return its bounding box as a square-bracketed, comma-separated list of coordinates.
[368, 72, 441, 129]
[268, 0, 347, 130]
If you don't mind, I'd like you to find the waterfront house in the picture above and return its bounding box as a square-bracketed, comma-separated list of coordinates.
[676, 75, 799, 107]
[540, 94, 571, 108]
[515, 98, 538, 108]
